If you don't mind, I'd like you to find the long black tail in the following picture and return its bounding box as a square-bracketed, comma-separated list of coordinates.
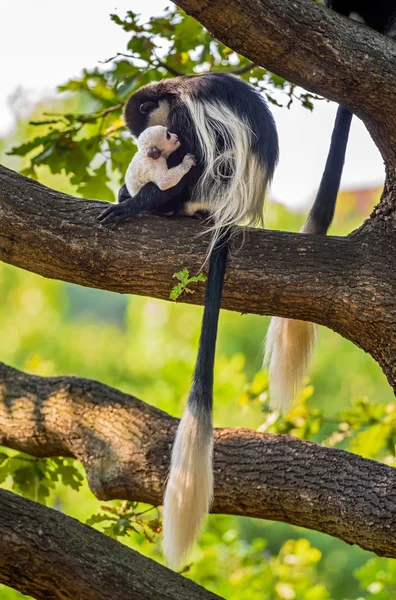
[163, 229, 229, 568]
[304, 105, 353, 234]
[265, 105, 353, 412]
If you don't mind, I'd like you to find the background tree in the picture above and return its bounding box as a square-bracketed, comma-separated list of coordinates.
[0, 1, 395, 598]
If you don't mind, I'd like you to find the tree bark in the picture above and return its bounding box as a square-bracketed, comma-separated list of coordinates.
[0, 487, 221, 600]
[0, 164, 396, 390]
[1, 361, 396, 559]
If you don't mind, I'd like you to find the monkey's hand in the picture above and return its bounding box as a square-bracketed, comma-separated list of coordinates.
[118, 183, 132, 203]
[97, 180, 187, 224]
[182, 153, 197, 171]
[97, 198, 141, 224]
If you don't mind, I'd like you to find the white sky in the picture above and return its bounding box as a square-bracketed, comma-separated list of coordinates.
[0, 0, 385, 208]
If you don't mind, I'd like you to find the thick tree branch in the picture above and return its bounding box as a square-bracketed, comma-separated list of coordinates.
[1, 361, 396, 559]
[175, 0, 396, 161]
[1, 164, 396, 388]
[0, 487, 221, 600]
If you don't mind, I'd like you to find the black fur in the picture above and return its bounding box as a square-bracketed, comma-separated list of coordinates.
[98, 73, 278, 223]
[124, 73, 278, 174]
[307, 106, 352, 233]
[190, 228, 230, 412]
[98, 73, 278, 407]
[325, 1, 396, 34]
[314, 1, 396, 234]
[98, 73, 279, 415]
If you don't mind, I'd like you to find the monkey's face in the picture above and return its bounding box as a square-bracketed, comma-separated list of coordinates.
[161, 130, 180, 155]
[124, 82, 172, 137]
[137, 125, 180, 157]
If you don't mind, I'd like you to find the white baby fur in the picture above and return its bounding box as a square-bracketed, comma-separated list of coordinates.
[163, 404, 213, 568]
[183, 96, 269, 254]
[125, 125, 195, 197]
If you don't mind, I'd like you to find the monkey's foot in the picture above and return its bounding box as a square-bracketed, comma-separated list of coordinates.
[97, 200, 140, 224]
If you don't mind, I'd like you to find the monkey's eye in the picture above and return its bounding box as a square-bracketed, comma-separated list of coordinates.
[140, 101, 158, 114]
[166, 131, 171, 140]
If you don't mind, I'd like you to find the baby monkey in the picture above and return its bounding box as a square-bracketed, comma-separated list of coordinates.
[126, 125, 196, 197]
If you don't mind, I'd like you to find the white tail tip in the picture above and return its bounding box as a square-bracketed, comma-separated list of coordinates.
[163, 403, 213, 568]
[264, 317, 317, 412]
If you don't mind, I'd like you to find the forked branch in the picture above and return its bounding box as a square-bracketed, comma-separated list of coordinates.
[1, 361, 396, 558]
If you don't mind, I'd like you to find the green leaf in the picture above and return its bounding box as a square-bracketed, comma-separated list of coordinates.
[170, 268, 207, 300]
[76, 162, 115, 202]
[6, 132, 58, 158]
[86, 513, 113, 527]
[0, 452, 9, 466]
[56, 463, 84, 491]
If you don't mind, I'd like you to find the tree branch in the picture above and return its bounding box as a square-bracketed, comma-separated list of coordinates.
[1, 164, 395, 388]
[174, 0, 396, 161]
[0, 487, 221, 600]
[1, 361, 396, 559]
[1, 164, 396, 383]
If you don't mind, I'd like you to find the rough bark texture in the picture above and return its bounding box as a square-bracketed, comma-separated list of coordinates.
[1, 361, 396, 559]
[0, 487, 221, 600]
[1, 164, 396, 391]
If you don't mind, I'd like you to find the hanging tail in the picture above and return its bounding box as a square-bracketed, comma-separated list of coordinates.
[265, 106, 353, 411]
[163, 229, 229, 568]
[264, 318, 317, 411]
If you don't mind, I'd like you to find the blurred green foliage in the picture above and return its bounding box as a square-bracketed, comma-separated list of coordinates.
[0, 453, 83, 504]
[0, 4, 395, 600]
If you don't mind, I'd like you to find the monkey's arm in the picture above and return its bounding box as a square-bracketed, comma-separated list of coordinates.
[152, 155, 196, 191]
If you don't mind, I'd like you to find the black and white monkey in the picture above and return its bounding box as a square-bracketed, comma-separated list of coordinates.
[265, 0, 396, 411]
[98, 73, 279, 566]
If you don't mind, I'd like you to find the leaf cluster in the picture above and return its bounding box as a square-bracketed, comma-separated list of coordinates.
[194, 532, 331, 600]
[242, 371, 396, 464]
[170, 267, 207, 300]
[0, 452, 83, 504]
[86, 501, 161, 543]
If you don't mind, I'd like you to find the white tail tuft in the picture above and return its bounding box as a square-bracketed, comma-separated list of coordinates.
[264, 317, 317, 412]
[163, 403, 213, 568]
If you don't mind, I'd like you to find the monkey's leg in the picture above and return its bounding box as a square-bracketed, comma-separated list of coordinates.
[97, 181, 185, 224]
